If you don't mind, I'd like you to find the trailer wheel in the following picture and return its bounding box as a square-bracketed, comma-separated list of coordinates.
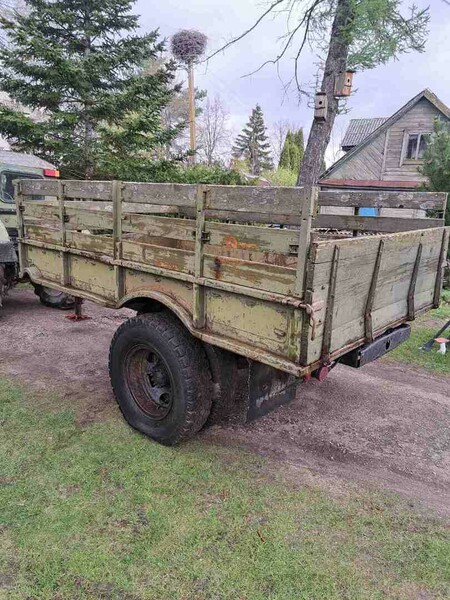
[108, 312, 213, 445]
[33, 284, 75, 310]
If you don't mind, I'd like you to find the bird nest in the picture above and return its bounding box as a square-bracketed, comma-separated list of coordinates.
[171, 30, 207, 64]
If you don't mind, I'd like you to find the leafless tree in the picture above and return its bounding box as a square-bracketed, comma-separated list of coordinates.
[197, 96, 231, 165]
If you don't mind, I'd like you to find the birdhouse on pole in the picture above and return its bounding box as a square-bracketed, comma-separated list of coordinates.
[314, 92, 328, 122]
[334, 70, 355, 97]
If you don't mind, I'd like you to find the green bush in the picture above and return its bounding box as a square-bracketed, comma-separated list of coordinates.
[262, 167, 297, 186]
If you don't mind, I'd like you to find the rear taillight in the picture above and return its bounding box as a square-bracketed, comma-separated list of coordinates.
[43, 168, 60, 178]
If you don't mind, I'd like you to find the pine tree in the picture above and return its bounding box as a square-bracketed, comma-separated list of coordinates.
[0, 0, 181, 179]
[232, 104, 273, 175]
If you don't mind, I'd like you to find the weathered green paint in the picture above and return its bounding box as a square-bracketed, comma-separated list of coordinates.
[16, 179, 450, 377]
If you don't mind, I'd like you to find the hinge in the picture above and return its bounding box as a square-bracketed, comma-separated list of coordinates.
[289, 244, 299, 255]
[192, 230, 210, 243]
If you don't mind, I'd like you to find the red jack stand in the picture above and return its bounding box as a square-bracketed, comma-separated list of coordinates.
[66, 297, 91, 321]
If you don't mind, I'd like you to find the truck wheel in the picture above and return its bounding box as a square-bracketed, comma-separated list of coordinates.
[108, 312, 213, 445]
[33, 284, 75, 310]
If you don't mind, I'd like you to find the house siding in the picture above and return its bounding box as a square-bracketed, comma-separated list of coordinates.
[382, 98, 442, 181]
[328, 131, 386, 180]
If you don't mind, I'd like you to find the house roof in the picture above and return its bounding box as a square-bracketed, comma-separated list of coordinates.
[341, 118, 387, 150]
[320, 89, 450, 181]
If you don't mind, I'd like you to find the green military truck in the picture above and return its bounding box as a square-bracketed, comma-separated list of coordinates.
[13, 179, 449, 445]
[0, 150, 73, 308]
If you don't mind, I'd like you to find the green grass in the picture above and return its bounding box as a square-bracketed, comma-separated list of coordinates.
[384, 290, 450, 375]
[1, 381, 450, 599]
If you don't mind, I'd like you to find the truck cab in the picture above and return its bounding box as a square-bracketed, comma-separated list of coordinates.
[0, 149, 59, 240]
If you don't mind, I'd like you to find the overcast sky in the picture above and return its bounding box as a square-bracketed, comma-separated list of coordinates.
[136, 0, 450, 165]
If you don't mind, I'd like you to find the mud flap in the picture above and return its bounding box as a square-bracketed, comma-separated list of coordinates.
[206, 347, 300, 425]
[246, 361, 299, 421]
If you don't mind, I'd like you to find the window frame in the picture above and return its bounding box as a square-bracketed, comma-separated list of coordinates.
[0, 170, 44, 204]
[400, 131, 432, 164]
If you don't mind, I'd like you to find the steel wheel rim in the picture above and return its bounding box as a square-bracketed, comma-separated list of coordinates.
[124, 344, 174, 420]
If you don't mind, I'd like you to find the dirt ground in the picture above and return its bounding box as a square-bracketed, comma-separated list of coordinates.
[1, 287, 449, 517]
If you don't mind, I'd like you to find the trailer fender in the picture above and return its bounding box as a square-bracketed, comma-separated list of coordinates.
[118, 290, 195, 334]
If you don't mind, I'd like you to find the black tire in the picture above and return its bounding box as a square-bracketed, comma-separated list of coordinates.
[33, 284, 75, 310]
[108, 311, 213, 445]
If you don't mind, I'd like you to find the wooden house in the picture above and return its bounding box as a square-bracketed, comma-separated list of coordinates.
[320, 89, 450, 193]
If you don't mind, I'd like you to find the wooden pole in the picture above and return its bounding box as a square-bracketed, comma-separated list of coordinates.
[188, 61, 196, 164]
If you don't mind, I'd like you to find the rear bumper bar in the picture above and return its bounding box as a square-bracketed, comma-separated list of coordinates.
[339, 324, 411, 368]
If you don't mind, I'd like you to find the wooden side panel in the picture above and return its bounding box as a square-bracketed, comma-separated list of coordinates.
[124, 270, 194, 314]
[25, 246, 62, 284]
[205, 290, 291, 356]
[305, 227, 448, 364]
[69, 255, 116, 300]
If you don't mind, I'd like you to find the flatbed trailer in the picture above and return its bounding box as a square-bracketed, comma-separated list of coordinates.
[14, 180, 449, 444]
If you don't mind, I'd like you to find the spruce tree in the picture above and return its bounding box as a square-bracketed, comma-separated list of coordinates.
[232, 104, 273, 175]
[0, 0, 181, 179]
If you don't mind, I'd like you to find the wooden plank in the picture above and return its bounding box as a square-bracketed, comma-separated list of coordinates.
[314, 214, 443, 233]
[25, 224, 62, 244]
[206, 185, 309, 216]
[123, 182, 197, 206]
[64, 180, 113, 200]
[22, 201, 59, 221]
[66, 231, 114, 256]
[203, 254, 296, 295]
[203, 209, 303, 226]
[65, 206, 113, 230]
[318, 190, 447, 211]
[121, 239, 195, 275]
[19, 179, 58, 197]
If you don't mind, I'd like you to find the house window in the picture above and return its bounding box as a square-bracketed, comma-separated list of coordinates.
[404, 132, 430, 161]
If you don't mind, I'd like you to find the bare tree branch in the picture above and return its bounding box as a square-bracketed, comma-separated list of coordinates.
[204, 0, 286, 62]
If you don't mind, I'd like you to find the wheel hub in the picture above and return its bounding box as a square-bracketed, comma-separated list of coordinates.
[125, 346, 174, 419]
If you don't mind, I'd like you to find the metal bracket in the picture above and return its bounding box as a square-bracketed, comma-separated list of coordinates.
[364, 239, 384, 342]
[407, 243, 422, 320]
[321, 244, 340, 361]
